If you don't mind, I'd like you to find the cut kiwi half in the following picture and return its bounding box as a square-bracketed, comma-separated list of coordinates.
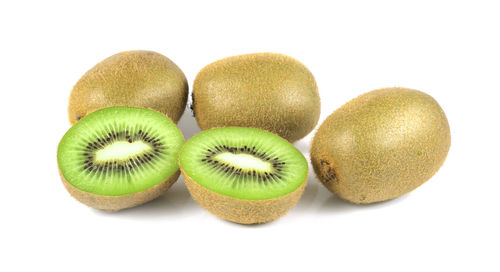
[179, 127, 308, 224]
[57, 106, 184, 211]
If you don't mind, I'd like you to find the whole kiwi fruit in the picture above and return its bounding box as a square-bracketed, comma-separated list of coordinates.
[311, 87, 451, 204]
[192, 53, 320, 142]
[179, 127, 308, 224]
[68, 50, 188, 125]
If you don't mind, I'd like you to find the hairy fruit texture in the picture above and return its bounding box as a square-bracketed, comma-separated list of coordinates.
[311, 87, 451, 204]
[192, 52, 320, 142]
[68, 50, 188, 125]
[182, 170, 306, 224]
[60, 170, 180, 211]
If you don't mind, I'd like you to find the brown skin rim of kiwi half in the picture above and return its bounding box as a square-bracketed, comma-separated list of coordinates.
[59, 169, 180, 211]
[181, 169, 307, 224]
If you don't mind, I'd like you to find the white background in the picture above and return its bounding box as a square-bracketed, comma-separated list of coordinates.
[1, 1, 498, 271]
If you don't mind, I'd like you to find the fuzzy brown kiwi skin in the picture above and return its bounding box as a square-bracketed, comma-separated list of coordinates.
[59, 169, 180, 211]
[181, 169, 307, 224]
[192, 52, 320, 142]
[311, 87, 451, 204]
[68, 50, 188, 125]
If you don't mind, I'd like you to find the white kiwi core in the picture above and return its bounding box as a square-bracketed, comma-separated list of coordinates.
[214, 152, 272, 172]
[95, 141, 152, 162]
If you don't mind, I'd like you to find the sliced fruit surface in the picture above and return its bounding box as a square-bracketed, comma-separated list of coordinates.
[57, 106, 184, 196]
[179, 127, 308, 200]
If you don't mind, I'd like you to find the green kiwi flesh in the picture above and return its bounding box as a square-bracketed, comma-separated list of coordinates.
[57, 106, 184, 210]
[68, 50, 188, 125]
[179, 127, 308, 224]
[192, 53, 320, 142]
[311, 87, 451, 204]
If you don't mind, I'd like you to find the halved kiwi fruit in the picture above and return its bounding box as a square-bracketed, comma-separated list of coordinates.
[179, 127, 308, 224]
[57, 106, 184, 211]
